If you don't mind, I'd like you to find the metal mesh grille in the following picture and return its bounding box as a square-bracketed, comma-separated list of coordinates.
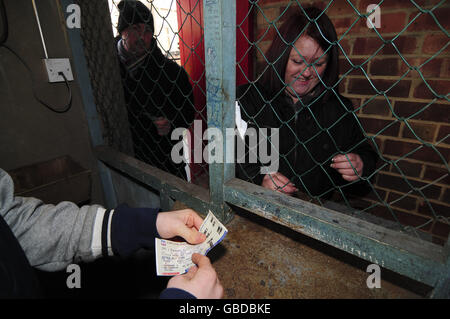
[76, 0, 134, 154]
[79, 0, 209, 185]
[236, 0, 449, 244]
[78, 0, 448, 245]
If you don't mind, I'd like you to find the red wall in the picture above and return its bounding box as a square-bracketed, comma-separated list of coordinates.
[177, 0, 253, 184]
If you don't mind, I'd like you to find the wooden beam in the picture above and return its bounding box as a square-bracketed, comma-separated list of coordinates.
[94, 145, 211, 216]
[224, 178, 446, 287]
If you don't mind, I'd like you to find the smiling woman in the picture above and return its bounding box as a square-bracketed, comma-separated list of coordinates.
[259, 6, 340, 103]
[236, 6, 378, 201]
[284, 35, 329, 102]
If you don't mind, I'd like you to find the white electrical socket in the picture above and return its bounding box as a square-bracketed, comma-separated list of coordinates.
[43, 58, 74, 83]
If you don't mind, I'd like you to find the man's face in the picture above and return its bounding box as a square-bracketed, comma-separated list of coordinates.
[121, 23, 153, 56]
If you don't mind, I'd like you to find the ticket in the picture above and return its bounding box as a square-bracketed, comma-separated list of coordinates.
[155, 210, 228, 276]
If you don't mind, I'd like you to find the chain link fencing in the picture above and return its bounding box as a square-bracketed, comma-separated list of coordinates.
[77, 0, 448, 248]
[78, 0, 210, 187]
[235, 0, 449, 245]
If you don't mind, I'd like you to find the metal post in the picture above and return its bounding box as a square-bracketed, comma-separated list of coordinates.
[203, 0, 236, 223]
[59, 0, 117, 209]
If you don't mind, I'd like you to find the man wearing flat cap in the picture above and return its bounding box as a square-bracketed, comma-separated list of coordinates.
[115, 0, 195, 179]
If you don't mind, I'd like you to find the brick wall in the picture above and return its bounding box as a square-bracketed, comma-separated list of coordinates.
[251, 0, 449, 244]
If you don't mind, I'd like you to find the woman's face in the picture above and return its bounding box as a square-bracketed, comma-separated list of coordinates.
[284, 35, 328, 100]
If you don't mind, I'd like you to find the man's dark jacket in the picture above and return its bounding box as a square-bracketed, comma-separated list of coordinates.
[236, 83, 378, 198]
[117, 37, 195, 178]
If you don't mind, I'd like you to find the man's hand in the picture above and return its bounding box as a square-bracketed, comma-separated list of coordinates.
[262, 172, 298, 195]
[153, 117, 171, 136]
[156, 209, 206, 244]
[167, 253, 224, 299]
[330, 153, 364, 182]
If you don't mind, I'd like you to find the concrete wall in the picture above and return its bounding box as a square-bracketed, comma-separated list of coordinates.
[0, 0, 104, 204]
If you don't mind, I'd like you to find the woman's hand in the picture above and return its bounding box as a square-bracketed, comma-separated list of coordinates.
[262, 172, 298, 196]
[331, 153, 364, 182]
[156, 209, 206, 244]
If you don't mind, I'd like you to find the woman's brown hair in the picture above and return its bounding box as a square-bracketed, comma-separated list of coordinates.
[259, 6, 340, 101]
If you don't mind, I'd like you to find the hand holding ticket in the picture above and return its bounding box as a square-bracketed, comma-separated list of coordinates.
[155, 210, 228, 276]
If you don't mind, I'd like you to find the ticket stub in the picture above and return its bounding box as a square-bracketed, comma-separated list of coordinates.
[155, 210, 228, 276]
